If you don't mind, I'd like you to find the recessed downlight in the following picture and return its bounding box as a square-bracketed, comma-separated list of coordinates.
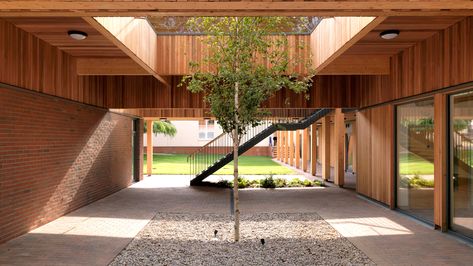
[380, 29, 400, 40]
[380, 30, 400, 40]
[68, 30, 88, 40]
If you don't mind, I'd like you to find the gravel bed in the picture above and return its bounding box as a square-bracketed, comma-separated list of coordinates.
[110, 212, 374, 266]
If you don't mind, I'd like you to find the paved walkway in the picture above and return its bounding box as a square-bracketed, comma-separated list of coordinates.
[1, 176, 473, 265]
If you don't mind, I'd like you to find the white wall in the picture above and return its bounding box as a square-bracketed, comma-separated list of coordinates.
[144, 120, 271, 147]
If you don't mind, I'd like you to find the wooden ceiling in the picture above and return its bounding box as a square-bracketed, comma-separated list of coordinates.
[344, 16, 465, 56]
[0, 1, 472, 17]
[4, 17, 127, 58]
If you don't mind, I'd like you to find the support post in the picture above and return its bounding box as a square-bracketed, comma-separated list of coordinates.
[311, 124, 317, 176]
[284, 131, 289, 164]
[295, 130, 301, 169]
[289, 131, 294, 166]
[146, 120, 153, 176]
[434, 94, 447, 231]
[302, 128, 309, 172]
[334, 108, 345, 187]
[276, 131, 281, 161]
[321, 116, 331, 181]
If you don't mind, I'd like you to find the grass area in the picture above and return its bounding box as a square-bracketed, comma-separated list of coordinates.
[399, 153, 434, 175]
[143, 153, 294, 175]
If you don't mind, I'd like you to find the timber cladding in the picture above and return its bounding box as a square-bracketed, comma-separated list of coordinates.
[0, 85, 133, 244]
[356, 105, 394, 206]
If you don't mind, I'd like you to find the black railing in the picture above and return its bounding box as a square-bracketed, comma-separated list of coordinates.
[187, 108, 332, 185]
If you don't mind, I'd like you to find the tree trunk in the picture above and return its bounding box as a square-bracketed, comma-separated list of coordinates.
[233, 81, 240, 242]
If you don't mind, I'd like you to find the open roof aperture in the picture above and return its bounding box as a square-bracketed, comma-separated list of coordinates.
[147, 16, 323, 35]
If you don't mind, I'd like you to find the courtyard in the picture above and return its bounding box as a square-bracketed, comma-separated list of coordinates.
[1, 176, 472, 265]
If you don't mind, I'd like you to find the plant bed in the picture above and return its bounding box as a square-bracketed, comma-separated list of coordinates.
[212, 176, 325, 189]
[110, 213, 374, 265]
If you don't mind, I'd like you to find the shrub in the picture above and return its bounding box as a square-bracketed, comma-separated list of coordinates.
[288, 178, 304, 187]
[313, 180, 324, 187]
[409, 175, 434, 188]
[249, 179, 261, 188]
[237, 177, 251, 188]
[302, 179, 313, 187]
[274, 178, 287, 188]
[261, 176, 276, 188]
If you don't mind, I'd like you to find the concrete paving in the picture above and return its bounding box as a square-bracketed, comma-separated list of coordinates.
[1, 175, 473, 265]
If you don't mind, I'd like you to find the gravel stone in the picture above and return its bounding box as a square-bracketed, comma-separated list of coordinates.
[110, 212, 374, 266]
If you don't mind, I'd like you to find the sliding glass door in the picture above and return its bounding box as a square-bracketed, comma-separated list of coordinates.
[450, 90, 473, 238]
[396, 99, 435, 223]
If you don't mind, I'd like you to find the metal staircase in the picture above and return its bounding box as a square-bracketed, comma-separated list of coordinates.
[187, 109, 331, 185]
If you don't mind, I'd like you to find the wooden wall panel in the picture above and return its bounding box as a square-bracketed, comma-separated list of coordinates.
[359, 17, 473, 108]
[0, 19, 106, 107]
[356, 105, 393, 205]
[156, 35, 311, 75]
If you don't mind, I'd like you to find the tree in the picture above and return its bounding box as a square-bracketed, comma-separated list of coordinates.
[182, 17, 314, 241]
[144, 120, 177, 137]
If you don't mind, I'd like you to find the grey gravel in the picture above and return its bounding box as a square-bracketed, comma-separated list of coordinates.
[110, 212, 374, 266]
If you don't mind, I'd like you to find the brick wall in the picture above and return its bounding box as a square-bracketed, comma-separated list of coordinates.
[0, 85, 133, 244]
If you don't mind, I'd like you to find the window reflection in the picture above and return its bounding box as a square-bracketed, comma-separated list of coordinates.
[450, 90, 473, 239]
[397, 99, 435, 223]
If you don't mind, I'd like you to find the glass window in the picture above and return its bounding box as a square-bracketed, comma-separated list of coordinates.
[450, 90, 473, 238]
[198, 119, 216, 140]
[397, 99, 435, 223]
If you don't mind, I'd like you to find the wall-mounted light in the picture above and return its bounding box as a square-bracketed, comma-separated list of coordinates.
[379, 30, 400, 40]
[68, 30, 88, 40]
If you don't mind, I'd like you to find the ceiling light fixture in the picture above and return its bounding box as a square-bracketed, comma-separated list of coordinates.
[380, 30, 400, 40]
[68, 30, 88, 40]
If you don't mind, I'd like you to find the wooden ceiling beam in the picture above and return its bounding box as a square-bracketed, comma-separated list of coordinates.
[83, 17, 169, 87]
[76, 58, 150, 76]
[311, 16, 386, 73]
[318, 55, 390, 75]
[1, 1, 472, 11]
[1, 11, 473, 17]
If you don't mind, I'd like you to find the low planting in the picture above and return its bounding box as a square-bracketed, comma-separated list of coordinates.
[216, 176, 324, 189]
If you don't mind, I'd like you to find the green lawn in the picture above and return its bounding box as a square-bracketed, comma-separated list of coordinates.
[143, 154, 293, 175]
[399, 153, 434, 175]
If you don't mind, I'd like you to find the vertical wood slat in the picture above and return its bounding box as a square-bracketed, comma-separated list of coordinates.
[284, 131, 289, 164]
[287, 131, 294, 166]
[295, 130, 301, 169]
[311, 124, 317, 176]
[356, 105, 394, 205]
[302, 128, 309, 172]
[321, 116, 331, 180]
[146, 120, 153, 176]
[434, 93, 448, 230]
[334, 108, 345, 186]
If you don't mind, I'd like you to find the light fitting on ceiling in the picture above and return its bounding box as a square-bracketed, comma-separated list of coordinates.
[68, 30, 88, 40]
[380, 30, 400, 40]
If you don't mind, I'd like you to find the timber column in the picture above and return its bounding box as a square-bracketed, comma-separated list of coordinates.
[321, 116, 331, 181]
[146, 120, 153, 176]
[334, 109, 345, 187]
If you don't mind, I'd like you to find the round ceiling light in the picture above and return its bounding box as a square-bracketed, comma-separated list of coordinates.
[68, 30, 88, 40]
[380, 30, 400, 40]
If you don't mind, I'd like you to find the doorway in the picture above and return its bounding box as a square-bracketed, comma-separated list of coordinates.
[449, 90, 473, 238]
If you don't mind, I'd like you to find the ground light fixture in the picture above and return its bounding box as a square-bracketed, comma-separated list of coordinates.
[379, 29, 400, 40]
[68, 30, 88, 40]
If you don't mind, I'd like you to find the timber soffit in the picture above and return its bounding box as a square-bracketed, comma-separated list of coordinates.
[1, 1, 473, 17]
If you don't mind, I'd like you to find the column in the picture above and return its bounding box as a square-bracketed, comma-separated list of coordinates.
[434, 94, 447, 231]
[321, 116, 331, 181]
[311, 123, 317, 176]
[289, 131, 294, 166]
[302, 128, 309, 172]
[295, 130, 301, 169]
[146, 119, 153, 176]
[334, 108, 345, 187]
[284, 131, 289, 164]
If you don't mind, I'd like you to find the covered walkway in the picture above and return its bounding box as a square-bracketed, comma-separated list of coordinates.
[1, 176, 472, 265]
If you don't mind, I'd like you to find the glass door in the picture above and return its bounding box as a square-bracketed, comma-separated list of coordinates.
[450, 90, 473, 238]
[396, 99, 435, 223]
